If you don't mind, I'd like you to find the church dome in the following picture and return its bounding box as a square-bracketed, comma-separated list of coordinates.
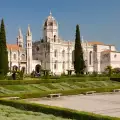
[44, 12, 57, 27]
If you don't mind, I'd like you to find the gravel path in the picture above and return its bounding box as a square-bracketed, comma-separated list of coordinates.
[27, 93, 120, 118]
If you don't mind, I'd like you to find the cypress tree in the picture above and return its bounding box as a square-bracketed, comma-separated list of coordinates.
[74, 24, 85, 74]
[0, 19, 8, 75]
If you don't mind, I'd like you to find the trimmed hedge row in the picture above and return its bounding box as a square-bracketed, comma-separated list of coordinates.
[0, 77, 109, 85]
[1, 86, 120, 99]
[110, 77, 120, 82]
[0, 99, 119, 120]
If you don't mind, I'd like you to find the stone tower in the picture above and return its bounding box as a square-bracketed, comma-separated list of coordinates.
[43, 12, 58, 42]
[26, 25, 32, 74]
[17, 28, 23, 47]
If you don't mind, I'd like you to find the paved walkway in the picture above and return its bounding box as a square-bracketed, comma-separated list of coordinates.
[27, 93, 120, 118]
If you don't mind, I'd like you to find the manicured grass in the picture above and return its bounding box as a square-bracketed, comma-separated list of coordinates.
[0, 80, 120, 96]
[0, 77, 109, 85]
[0, 104, 71, 120]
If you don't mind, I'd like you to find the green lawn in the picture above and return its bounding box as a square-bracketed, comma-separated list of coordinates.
[0, 104, 72, 120]
[0, 80, 120, 95]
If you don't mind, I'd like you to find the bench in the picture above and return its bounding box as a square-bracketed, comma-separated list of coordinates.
[113, 89, 120, 92]
[85, 91, 96, 95]
[4, 97, 20, 100]
[47, 93, 62, 98]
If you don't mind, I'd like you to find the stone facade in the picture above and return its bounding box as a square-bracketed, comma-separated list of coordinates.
[7, 12, 120, 75]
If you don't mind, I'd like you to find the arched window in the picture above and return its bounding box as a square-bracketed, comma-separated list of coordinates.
[63, 62, 65, 69]
[54, 61, 57, 69]
[89, 51, 92, 65]
[54, 50, 57, 57]
[54, 35, 56, 42]
[13, 54, 16, 60]
[62, 50, 65, 57]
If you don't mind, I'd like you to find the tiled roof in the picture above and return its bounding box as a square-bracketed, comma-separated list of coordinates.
[88, 41, 115, 46]
[88, 41, 104, 45]
[7, 44, 20, 50]
[101, 50, 120, 53]
[101, 50, 113, 53]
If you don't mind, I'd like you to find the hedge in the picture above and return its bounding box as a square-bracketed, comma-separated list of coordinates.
[1, 86, 120, 99]
[0, 77, 109, 85]
[0, 99, 119, 120]
[110, 77, 120, 82]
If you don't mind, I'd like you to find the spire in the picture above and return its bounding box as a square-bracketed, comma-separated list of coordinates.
[27, 24, 31, 36]
[17, 28, 23, 47]
[18, 28, 23, 38]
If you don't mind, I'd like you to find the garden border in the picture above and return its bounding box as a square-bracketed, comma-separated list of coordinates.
[0, 99, 119, 120]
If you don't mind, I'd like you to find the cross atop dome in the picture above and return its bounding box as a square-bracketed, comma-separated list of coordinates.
[50, 11, 52, 16]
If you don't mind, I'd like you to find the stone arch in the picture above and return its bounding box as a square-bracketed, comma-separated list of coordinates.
[35, 64, 41, 73]
[13, 65, 18, 71]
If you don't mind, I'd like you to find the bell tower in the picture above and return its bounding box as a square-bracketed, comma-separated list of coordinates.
[26, 24, 32, 74]
[43, 12, 58, 42]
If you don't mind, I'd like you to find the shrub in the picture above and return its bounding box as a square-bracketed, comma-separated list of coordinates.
[0, 99, 119, 120]
[0, 77, 110, 85]
[0, 86, 120, 99]
[0, 75, 4, 80]
[16, 70, 24, 80]
[110, 77, 120, 82]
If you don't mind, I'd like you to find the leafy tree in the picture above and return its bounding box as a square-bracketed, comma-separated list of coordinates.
[113, 67, 120, 74]
[74, 25, 85, 74]
[105, 65, 113, 77]
[0, 19, 8, 75]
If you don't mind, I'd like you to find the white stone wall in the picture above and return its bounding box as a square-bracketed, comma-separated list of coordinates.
[8, 49, 27, 72]
[93, 45, 113, 73]
[48, 40, 75, 75]
[100, 52, 110, 72]
[110, 52, 120, 68]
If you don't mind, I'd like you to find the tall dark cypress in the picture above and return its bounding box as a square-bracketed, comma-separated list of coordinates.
[74, 25, 85, 74]
[0, 19, 8, 75]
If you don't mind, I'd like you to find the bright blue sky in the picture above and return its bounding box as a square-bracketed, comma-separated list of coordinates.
[0, 0, 120, 50]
